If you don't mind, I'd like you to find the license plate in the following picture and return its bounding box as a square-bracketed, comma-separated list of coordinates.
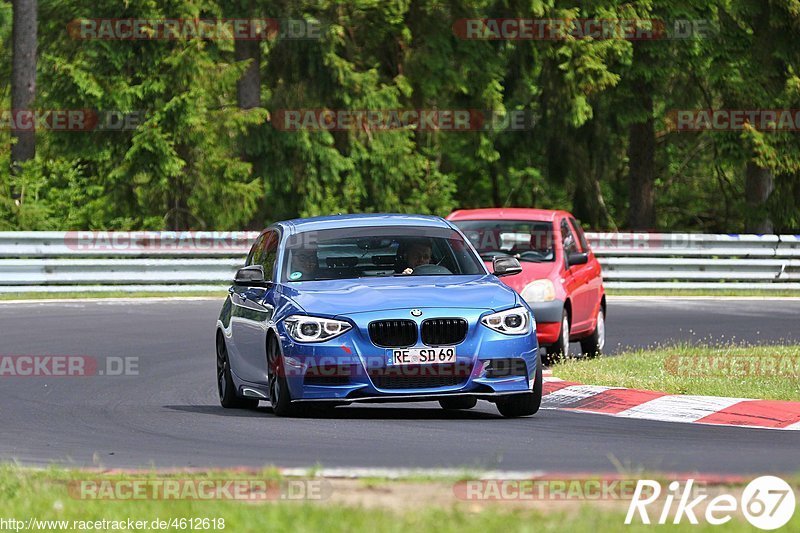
[390, 347, 456, 365]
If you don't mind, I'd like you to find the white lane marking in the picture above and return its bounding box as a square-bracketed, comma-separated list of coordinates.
[783, 421, 800, 431]
[541, 385, 612, 408]
[615, 395, 749, 423]
[277, 467, 547, 480]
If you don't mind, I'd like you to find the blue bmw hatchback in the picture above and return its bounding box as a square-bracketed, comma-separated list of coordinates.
[216, 214, 542, 417]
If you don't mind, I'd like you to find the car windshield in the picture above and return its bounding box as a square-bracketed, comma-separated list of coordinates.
[283, 225, 486, 282]
[452, 220, 555, 262]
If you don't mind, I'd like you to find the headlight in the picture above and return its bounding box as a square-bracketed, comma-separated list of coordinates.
[284, 315, 351, 343]
[521, 279, 555, 303]
[481, 307, 532, 335]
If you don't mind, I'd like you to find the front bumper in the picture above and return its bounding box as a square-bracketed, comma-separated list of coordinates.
[277, 307, 539, 402]
[527, 299, 564, 345]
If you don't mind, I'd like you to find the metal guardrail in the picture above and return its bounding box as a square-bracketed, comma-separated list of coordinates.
[586, 233, 800, 290]
[0, 231, 260, 257]
[0, 231, 798, 292]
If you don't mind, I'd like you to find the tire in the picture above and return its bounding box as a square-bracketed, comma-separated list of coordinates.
[439, 397, 478, 410]
[581, 307, 605, 358]
[496, 352, 543, 418]
[267, 335, 303, 417]
[542, 309, 570, 366]
[216, 335, 259, 409]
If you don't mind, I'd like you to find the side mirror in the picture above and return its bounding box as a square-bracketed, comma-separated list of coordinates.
[566, 251, 589, 267]
[493, 256, 523, 277]
[234, 265, 268, 287]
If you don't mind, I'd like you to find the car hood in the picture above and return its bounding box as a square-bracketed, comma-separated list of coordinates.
[281, 275, 518, 316]
[481, 260, 556, 293]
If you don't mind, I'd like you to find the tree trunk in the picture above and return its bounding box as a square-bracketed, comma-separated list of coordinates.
[741, 4, 776, 235]
[626, 113, 656, 229]
[235, 39, 261, 109]
[572, 121, 612, 228]
[744, 162, 774, 233]
[490, 172, 501, 207]
[626, 42, 656, 230]
[10, 0, 38, 198]
[168, 144, 193, 230]
[235, 28, 262, 228]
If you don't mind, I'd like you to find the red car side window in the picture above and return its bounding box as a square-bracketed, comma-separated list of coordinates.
[569, 217, 590, 253]
[560, 219, 578, 255]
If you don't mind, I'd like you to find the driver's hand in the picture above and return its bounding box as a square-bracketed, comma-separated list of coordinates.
[402, 267, 413, 275]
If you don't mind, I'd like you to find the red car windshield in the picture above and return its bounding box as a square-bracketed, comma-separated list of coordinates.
[453, 220, 555, 263]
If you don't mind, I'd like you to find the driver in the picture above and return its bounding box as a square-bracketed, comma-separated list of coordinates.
[401, 240, 432, 275]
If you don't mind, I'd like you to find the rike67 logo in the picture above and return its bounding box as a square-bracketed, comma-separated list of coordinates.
[626, 476, 796, 529]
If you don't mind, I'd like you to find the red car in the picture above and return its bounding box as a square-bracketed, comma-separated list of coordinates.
[447, 208, 605, 364]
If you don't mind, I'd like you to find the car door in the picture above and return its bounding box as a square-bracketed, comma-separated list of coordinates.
[229, 230, 279, 384]
[561, 218, 591, 331]
[570, 216, 603, 322]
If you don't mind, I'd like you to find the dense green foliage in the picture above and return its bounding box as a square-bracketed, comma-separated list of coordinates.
[1, 0, 798, 231]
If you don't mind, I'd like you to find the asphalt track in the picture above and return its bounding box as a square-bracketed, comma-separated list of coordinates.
[1, 297, 798, 474]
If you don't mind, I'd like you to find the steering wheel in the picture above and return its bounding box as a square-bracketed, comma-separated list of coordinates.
[410, 264, 452, 275]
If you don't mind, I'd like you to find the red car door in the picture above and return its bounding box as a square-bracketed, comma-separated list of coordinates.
[560, 218, 592, 333]
[570, 217, 602, 323]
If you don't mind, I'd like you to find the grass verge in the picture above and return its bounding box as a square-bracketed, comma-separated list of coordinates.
[1, 466, 796, 532]
[553, 344, 800, 401]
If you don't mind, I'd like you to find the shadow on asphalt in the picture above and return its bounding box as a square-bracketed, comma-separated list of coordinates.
[164, 404, 505, 420]
[163, 405, 270, 418]
[298, 406, 502, 420]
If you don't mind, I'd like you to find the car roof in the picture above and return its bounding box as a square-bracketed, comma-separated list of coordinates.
[447, 208, 569, 222]
[276, 213, 453, 234]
